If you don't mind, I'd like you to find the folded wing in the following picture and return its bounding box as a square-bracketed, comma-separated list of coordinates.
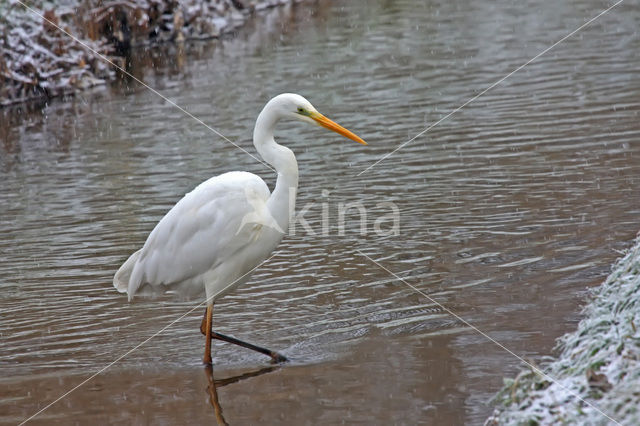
[113, 171, 271, 300]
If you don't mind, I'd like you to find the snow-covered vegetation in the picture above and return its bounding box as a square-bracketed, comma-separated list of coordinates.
[0, 0, 298, 106]
[487, 236, 640, 425]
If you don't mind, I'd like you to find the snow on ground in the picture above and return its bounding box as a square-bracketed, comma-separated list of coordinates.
[487, 236, 640, 425]
[1, 0, 301, 106]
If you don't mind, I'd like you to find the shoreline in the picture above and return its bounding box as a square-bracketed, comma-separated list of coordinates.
[487, 235, 640, 425]
[0, 0, 304, 107]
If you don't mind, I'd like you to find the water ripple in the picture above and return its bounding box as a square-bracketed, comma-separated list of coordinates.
[1, 0, 639, 423]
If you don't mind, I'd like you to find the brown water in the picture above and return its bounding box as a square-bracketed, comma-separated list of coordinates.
[1, 0, 639, 424]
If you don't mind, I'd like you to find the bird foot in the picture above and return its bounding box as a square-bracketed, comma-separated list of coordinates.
[269, 352, 288, 364]
[200, 308, 286, 363]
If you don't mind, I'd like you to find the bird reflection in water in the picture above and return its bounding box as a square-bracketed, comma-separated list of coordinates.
[204, 364, 279, 425]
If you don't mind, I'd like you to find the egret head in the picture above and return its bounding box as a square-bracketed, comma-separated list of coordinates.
[271, 93, 367, 145]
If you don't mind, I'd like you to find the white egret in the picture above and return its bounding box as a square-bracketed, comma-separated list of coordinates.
[113, 93, 366, 364]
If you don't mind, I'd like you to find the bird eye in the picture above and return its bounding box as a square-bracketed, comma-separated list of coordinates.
[297, 107, 304, 113]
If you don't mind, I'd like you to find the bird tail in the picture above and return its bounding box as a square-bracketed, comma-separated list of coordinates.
[113, 249, 142, 298]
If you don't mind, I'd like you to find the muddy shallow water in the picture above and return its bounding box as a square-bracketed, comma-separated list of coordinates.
[1, 0, 640, 424]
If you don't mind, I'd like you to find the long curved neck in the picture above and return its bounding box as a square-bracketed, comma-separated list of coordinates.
[254, 105, 299, 233]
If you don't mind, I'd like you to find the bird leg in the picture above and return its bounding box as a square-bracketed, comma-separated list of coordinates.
[203, 303, 213, 365]
[211, 330, 288, 364]
[200, 307, 287, 364]
[200, 307, 209, 335]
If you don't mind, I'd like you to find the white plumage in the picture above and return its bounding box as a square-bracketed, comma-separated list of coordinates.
[113, 93, 366, 364]
[114, 171, 279, 300]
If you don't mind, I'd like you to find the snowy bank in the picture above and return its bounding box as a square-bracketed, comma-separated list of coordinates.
[1, 0, 303, 107]
[487, 236, 640, 425]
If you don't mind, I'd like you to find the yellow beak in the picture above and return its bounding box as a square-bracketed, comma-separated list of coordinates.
[310, 111, 367, 145]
